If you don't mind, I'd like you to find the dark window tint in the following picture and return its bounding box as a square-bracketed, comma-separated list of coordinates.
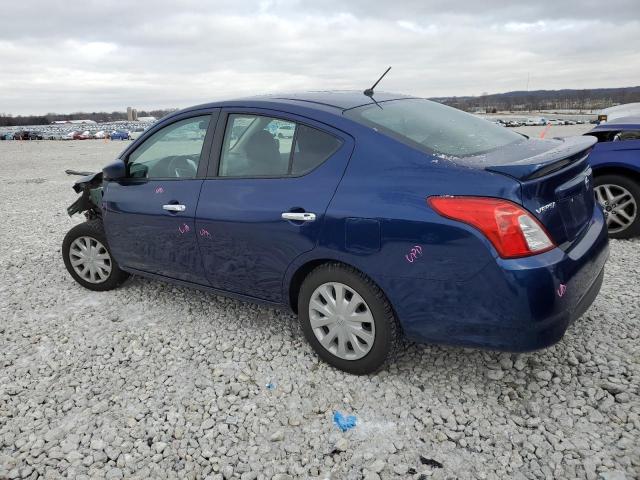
[345, 98, 524, 157]
[291, 125, 342, 175]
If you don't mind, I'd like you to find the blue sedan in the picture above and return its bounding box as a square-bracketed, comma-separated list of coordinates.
[62, 91, 609, 374]
[585, 116, 640, 238]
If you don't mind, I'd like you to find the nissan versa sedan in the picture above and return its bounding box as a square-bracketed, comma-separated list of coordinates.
[62, 91, 609, 374]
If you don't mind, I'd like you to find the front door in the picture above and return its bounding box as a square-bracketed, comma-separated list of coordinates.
[103, 113, 216, 284]
[195, 110, 353, 301]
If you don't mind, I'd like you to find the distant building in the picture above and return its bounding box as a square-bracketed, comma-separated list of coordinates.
[137, 116, 156, 123]
[126, 107, 139, 121]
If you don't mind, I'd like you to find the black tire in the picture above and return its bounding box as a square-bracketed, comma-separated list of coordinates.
[298, 263, 402, 374]
[594, 174, 640, 239]
[62, 220, 130, 291]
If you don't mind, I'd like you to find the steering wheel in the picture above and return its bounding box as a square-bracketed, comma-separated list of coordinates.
[167, 156, 198, 178]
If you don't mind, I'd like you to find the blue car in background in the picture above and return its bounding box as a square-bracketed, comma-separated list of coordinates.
[62, 92, 609, 374]
[110, 130, 130, 140]
[585, 117, 640, 238]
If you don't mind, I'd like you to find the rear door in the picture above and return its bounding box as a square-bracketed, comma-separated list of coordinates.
[195, 109, 353, 301]
[103, 111, 218, 284]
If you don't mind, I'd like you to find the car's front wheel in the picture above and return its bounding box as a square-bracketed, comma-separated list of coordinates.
[298, 263, 401, 374]
[62, 220, 130, 291]
[594, 174, 640, 239]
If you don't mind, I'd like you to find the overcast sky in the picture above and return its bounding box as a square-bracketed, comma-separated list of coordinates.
[1, 0, 639, 115]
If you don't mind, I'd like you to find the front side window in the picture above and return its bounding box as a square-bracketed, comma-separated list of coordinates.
[127, 116, 210, 179]
[345, 98, 524, 157]
[219, 114, 341, 177]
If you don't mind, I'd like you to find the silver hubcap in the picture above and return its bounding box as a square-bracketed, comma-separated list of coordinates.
[595, 184, 637, 233]
[308, 282, 375, 360]
[69, 236, 112, 283]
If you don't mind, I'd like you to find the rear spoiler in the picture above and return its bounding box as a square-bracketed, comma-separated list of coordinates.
[485, 136, 596, 181]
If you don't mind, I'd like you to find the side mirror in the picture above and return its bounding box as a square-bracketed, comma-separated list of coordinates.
[103, 159, 126, 180]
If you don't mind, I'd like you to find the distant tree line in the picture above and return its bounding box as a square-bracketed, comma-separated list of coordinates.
[0, 108, 179, 127]
[432, 86, 640, 113]
[2, 86, 640, 126]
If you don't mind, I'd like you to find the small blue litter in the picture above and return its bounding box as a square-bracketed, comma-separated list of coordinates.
[265, 382, 276, 391]
[333, 411, 357, 432]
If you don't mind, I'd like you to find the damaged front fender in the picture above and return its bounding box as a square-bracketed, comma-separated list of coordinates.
[66, 170, 103, 218]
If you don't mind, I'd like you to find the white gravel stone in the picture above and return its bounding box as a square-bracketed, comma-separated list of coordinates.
[0, 140, 638, 479]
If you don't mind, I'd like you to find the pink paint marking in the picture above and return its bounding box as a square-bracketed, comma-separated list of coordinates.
[178, 223, 190, 234]
[557, 283, 567, 298]
[199, 228, 212, 239]
[405, 245, 423, 263]
[155, 186, 165, 194]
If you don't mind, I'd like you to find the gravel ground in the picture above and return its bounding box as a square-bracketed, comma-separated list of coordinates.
[0, 139, 638, 480]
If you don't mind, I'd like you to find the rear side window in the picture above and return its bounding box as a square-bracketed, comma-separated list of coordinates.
[615, 130, 640, 141]
[587, 130, 640, 142]
[219, 114, 341, 177]
[345, 98, 524, 157]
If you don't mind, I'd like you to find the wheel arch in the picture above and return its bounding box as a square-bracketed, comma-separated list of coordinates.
[288, 258, 337, 313]
[287, 257, 385, 314]
[592, 165, 640, 184]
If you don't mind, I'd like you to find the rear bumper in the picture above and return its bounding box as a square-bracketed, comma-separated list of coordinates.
[381, 205, 609, 351]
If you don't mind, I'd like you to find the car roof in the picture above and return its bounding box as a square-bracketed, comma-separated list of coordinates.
[184, 90, 416, 114]
[591, 115, 640, 132]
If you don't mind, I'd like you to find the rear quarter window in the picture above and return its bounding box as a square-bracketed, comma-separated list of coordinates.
[291, 125, 342, 175]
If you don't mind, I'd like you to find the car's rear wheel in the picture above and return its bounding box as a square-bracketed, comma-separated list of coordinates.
[298, 263, 401, 374]
[594, 174, 640, 239]
[62, 220, 130, 291]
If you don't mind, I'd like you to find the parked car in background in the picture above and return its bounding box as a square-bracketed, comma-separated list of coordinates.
[110, 130, 130, 140]
[13, 131, 28, 140]
[130, 127, 146, 140]
[585, 116, 640, 238]
[28, 131, 44, 140]
[73, 131, 89, 140]
[276, 123, 295, 138]
[61, 91, 608, 374]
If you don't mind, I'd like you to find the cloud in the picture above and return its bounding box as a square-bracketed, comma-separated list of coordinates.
[0, 0, 638, 114]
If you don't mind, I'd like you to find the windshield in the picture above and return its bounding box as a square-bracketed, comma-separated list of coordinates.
[345, 98, 524, 157]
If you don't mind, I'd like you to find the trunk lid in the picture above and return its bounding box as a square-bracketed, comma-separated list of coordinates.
[460, 136, 597, 248]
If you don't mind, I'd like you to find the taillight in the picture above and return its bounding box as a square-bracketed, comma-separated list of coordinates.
[428, 196, 555, 258]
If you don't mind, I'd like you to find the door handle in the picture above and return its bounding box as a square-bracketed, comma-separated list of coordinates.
[163, 204, 186, 212]
[281, 212, 316, 222]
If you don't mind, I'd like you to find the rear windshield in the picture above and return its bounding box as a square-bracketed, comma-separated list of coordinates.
[345, 98, 524, 157]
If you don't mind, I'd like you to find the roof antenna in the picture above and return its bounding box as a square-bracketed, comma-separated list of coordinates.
[364, 66, 391, 97]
